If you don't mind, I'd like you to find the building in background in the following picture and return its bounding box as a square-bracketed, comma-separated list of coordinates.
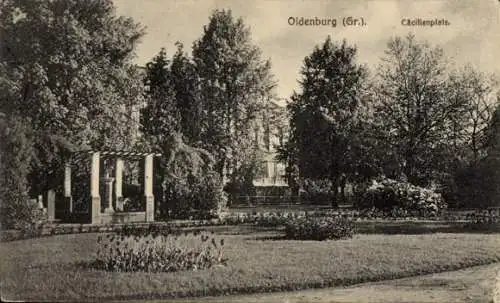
[252, 100, 288, 187]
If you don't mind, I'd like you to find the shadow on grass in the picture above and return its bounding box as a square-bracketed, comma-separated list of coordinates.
[355, 222, 500, 235]
[250, 222, 500, 241]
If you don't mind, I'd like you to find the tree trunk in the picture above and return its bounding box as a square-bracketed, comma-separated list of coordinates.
[331, 177, 339, 208]
[339, 176, 347, 205]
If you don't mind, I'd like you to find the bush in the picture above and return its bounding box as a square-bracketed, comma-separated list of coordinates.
[159, 135, 227, 220]
[164, 170, 226, 220]
[354, 177, 446, 217]
[299, 178, 336, 204]
[93, 227, 227, 272]
[255, 212, 290, 227]
[462, 209, 500, 231]
[0, 115, 44, 230]
[284, 216, 355, 241]
[450, 158, 500, 209]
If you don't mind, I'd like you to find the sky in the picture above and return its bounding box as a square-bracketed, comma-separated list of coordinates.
[113, 0, 500, 103]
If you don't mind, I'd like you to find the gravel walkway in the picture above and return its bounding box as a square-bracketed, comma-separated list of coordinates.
[158, 263, 500, 303]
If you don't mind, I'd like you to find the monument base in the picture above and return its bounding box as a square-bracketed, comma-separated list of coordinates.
[99, 211, 147, 224]
[144, 196, 154, 222]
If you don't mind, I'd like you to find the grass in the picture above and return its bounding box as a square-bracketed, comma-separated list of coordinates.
[164, 263, 500, 303]
[1, 225, 500, 301]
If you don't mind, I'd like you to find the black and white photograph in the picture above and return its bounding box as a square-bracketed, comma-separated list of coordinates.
[1, 0, 500, 302]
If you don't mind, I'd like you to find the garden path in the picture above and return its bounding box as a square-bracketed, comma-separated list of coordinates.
[157, 263, 500, 303]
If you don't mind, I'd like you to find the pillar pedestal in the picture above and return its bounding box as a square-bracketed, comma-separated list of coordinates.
[102, 176, 115, 213]
[145, 196, 154, 222]
[91, 196, 101, 224]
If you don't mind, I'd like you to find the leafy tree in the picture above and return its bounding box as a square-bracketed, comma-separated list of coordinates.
[141, 48, 181, 151]
[447, 65, 499, 163]
[438, 67, 499, 208]
[284, 37, 371, 206]
[486, 95, 500, 157]
[140, 48, 181, 217]
[191, 9, 277, 183]
[452, 96, 500, 208]
[373, 34, 464, 185]
[374, 35, 499, 189]
[0, 0, 146, 195]
[170, 43, 203, 144]
[276, 138, 299, 194]
[141, 47, 228, 217]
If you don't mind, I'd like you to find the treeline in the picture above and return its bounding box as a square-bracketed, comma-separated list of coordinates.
[0, 1, 277, 226]
[281, 35, 500, 208]
[1, 0, 499, 228]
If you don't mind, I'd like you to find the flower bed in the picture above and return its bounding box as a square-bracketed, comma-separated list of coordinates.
[2, 208, 499, 242]
[92, 227, 227, 272]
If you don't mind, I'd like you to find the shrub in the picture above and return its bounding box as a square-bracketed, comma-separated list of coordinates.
[450, 158, 500, 209]
[159, 135, 227, 220]
[354, 177, 447, 217]
[463, 209, 500, 231]
[255, 212, 289, 227]
[299, 178, 336, 204]
[93, 226, 227, 272]
[284, 216, 355, 241]
[163, 170, 226, 220]
[0, 115, 45, 230]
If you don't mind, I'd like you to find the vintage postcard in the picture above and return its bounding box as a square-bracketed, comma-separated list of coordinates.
[1, 0, 499, 302]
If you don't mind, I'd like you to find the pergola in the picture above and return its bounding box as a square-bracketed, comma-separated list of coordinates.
[65, 150, 162, 224]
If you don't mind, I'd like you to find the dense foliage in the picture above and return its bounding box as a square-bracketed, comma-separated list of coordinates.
[447, 158, 500, 208]
[163, 170, 227, 220]
[140, 49, 229, 219]
[0, 0, 146, 226]
[141, 48, 181, 149]
[354, 177, 447, 216]
[0, 0, 146, 195]
[141, 9, 278, 215]
[0, 115, 44, 229]
[372, 35, 499, 188]
[298, 179, 337, 204]
[158, 134, 227, 219]
[284, 216, 355, 241]
[281, 34, 498, 209]
[282, 37, 373, 207]
[192, 9, 277, 182]
[2, 0, 500, 237]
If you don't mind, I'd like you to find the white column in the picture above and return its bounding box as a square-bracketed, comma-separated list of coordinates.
[64, 163, 73, 213]
[47, 189, 56, 221]
[37, 194, 44, 209]
[115, 158, 124, 211]
[90, 152, 101, 224]
[144, 154, 154, 222]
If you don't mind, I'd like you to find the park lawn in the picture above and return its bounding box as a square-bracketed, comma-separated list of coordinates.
[1, 227, 500, 301]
